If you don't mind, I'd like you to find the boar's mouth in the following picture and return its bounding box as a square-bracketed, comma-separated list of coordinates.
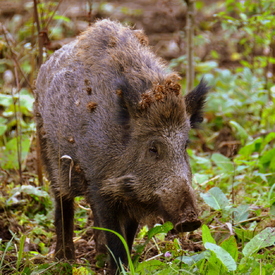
[175, 219, 202, 232]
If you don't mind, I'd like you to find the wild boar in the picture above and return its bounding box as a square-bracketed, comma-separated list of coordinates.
[34, 19, 208, 273]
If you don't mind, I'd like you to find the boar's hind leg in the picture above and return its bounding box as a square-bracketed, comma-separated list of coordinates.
[54, 195, 75, 260]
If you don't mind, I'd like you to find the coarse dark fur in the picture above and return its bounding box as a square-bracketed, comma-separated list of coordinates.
[34, 19, 209, 274]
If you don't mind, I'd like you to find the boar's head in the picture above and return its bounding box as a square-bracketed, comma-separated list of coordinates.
[101, 75, 209, 233]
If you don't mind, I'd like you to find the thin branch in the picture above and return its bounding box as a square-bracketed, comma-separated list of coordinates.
[44, 0, 63, 30]
[1, 24, 33, 91]
[87, 0, 93, 26]
[33, 0, 43, 67]
[185, 0, 195, 93]
[12, 62, 23, 185]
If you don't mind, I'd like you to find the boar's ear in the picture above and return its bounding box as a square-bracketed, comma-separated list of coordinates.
[184, 79, 209, 128]
[114, 77, 142, 126]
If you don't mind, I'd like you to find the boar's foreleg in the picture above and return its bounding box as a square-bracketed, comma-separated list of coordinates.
[91, 199, 138, 273]
[54, 195, 75, 260]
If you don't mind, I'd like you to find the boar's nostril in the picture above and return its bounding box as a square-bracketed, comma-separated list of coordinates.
[175, 219, 202, 232]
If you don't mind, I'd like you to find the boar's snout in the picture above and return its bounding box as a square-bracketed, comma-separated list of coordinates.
[157, 182, 202, 232]
[175, 217, 201, 232]
[175, 206, 201, 232]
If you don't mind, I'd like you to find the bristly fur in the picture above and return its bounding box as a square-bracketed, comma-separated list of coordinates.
[184, 79, 209, 128]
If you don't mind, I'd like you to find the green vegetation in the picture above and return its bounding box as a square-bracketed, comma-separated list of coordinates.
[0, 0, 275, 274]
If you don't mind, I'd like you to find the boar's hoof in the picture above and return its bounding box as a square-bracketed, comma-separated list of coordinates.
[175, 219, 202, 232]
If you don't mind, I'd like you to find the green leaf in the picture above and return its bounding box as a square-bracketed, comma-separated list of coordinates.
[260, 148, 275, 171]
[205, 242, 237, 271]
[177, 250, 211, 265]
[19, 185, 50, 198]
[191, 155, 212, 170]
[196, 61, 218, 73]
[238, 137, 263, 157]
[0, 124, 7, 136]
[147, 222, 173, 240]
[233, 204, 250, 223]
[0, 94, 13, 107]
[270, 204, 275, 219]
[220, 236, 238, 261]
[229, 120, 249, 144]
[235, 228, 255, 242]
[53, 15, 71, 22]
[242, 227, 275, 257]
[19, 93, 34, 114]
[200, 187, 230, 210]
[135, 259, 166, 273]
[239, 13, 247, 21]
[16, 234, 26, 270]
[202, 224, 216, 245]
[0, 135, 31, 170]
[263, 132, 275, 146]
[211, 153, 234, 173]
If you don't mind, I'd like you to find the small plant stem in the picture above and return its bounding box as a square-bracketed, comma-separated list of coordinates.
[12, 63, 23, 185]
[185, 0, 195, 93]
[1, 24, 32, 90]
[33, 0, 44, 186]
[87, 0, 93, 26]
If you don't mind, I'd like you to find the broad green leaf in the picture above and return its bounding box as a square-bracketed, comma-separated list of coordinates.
[206, 260, 222, 274]
[242, 227, 275, 257]
[177, 251, 211, 265]
[191, 155, 212, 170]
[53, 15, 71, 22]
[135, 259, 167, 273]
[233, 204, 250, 223]
[193, 173, 210, 185]
[235, 228, 255, 242]
[0, 124, 7, 135]
[0, 94, 13, 107]
[19, 93, 34, 113]
[0, 117, 7, 124]
[202, 224, 216, 245]
[240, 13, 247, 21]
[72, 266, 94, 275]
[238, 137, 263, 157]
[270, 204, 275, 219]
[196, 61, 218, 73]
[19, 185, 50, 198]
[6, 185, 50, 206]
[205, 242, 237, 271]
[211, 153, 234, 173]
[220, 236, 238, 261]
[200, 187, 230, 210]
[0, 135, 31, 170]
[260, 148, 275, 171]
[269, 183, 275, 203]
[229, 121, 249, 144]
[263, 132, 275, 146]
[147, 222, 173, 240]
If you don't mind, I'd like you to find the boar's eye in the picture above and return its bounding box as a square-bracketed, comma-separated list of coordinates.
[148, 141, 161, 159]
[149, 145, 158, 154]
